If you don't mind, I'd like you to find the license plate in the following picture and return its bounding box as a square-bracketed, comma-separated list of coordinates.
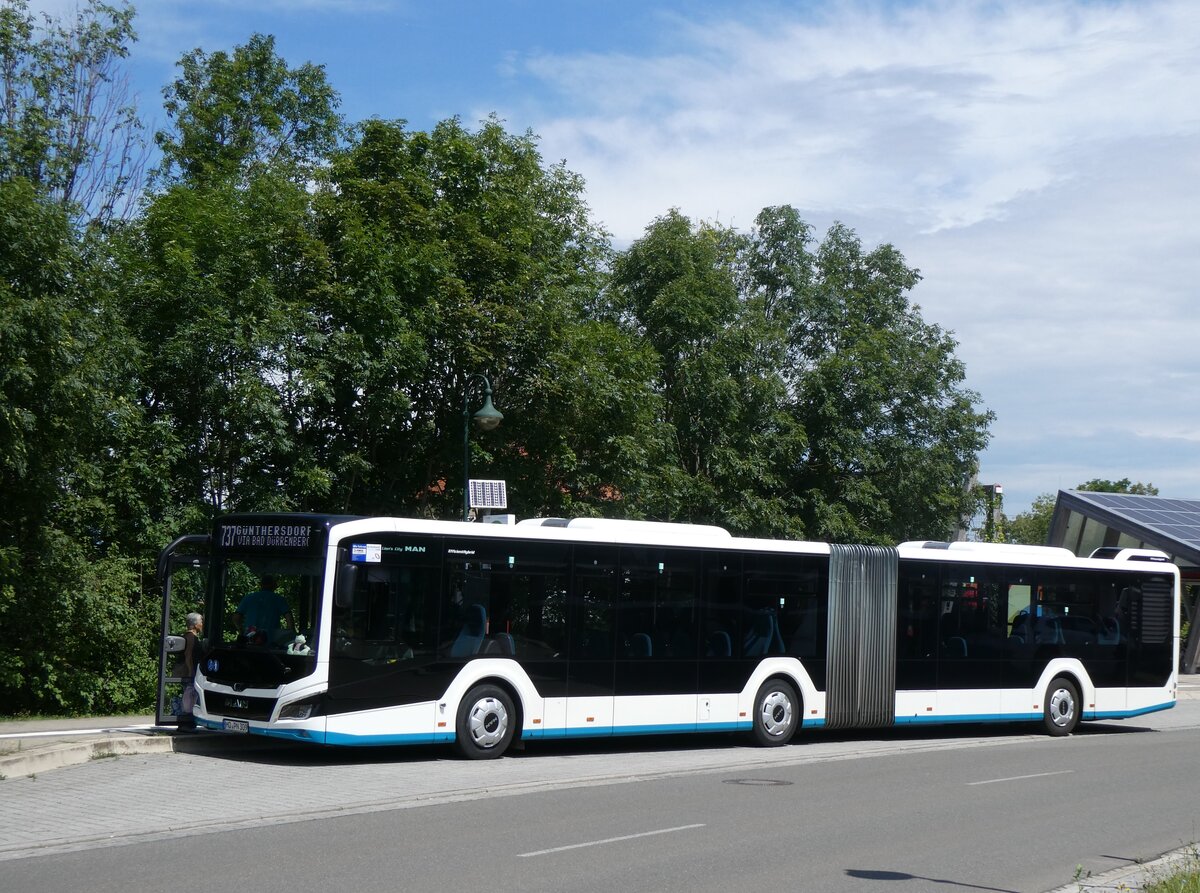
[223, 719, 249, 733]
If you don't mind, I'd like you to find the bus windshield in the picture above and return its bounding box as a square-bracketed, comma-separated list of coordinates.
[211, 556, 325, 658]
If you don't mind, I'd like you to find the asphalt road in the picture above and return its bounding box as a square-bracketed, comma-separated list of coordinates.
[3, 704, 1199, 893]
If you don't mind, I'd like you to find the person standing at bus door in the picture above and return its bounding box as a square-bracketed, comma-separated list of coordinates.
[178, 613, 204, 731]
[235, 576, 293, 644]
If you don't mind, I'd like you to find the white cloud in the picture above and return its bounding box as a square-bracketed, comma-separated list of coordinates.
[510, 1, 1200, 238]
[488, 0, 1200, 510]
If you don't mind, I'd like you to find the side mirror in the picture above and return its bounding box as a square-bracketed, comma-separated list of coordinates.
[165, 635, 185, 654]
[335, 563, 359, 609]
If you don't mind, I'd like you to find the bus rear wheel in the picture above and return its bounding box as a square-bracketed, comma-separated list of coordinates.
[752, 678, 799, 747]
[455, 684, 516, 759]
[1043, 676, 1080, 736]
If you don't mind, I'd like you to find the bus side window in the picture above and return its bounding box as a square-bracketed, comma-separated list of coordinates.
[702, 553, 741, 660]
[571, 546, 618, 660]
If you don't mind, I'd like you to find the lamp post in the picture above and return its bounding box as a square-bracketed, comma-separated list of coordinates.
[463, 373, 503, 521]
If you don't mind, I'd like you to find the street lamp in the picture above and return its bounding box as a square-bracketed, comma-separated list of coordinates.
[463, 373, 503, 521]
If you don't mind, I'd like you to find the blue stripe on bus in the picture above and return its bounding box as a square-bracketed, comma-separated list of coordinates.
[1090, 701, 1174, 720]
[258, 727, 325, 744]
[323, 730, 455, 746]
[535, 721, 755, 740]
[895, 713, 1042, 725]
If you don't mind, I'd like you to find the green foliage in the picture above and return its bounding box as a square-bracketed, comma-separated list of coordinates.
[1008, 493, 1057, 545]
[764, 215, 992, 543]
[155, 32, 342, 186]
[611, 210, 799, 535]
[0, 533, 157, 714]
[120, 171, 333, 518]
[314, 116, 652, 518]
[1078, 477, 1158, 495]
[610, 206, 991, 541]
[1142, 847, 1200, 893]
[0, 12, 996, 716]
[0, 178, 161, 715]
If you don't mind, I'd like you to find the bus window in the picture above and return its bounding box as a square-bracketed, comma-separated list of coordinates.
[1039, 570, 1100, 650]
[1006, 581, 1033, 642]
[570, 545, 618, 661]
[331, 537, 440, 666]
[219, 558, 322, 652]
[617, 547, 699, 659]
[702, 553, 742, 659]
[939, 566, 1005, 661]
[484, 541, 570, 660]
[897, 567, 939, 659]
[744, 553, 824, 660]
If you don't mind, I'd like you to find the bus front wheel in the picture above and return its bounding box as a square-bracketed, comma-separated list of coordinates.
[752, 678, 799, 747]
[455, 684, 516, 759]
[1043, 676, 1080, 736]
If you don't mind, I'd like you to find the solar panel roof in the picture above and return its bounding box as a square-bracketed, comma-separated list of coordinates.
[1053, 490, 1200, 567]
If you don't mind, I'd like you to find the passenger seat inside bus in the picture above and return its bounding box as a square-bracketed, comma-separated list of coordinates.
[450, 604, 488, 657]
[743, 611, 784, 656]
[482, 632, 515, 656]
[630, 632, 653, 657]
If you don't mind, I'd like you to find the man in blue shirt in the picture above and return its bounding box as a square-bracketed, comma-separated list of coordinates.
[235, 575, 294, 644]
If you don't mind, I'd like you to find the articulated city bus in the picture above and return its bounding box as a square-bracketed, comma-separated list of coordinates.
[157, 513, 1179, 758]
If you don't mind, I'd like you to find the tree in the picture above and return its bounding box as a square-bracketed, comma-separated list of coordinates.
[1076, 478, 1158, 496]
[155, 32, 342, 186]
[0, 0, 145, 225]
[0, 177, 161, 714]
[119, 173, 334, 520]
[313, 116, 658, 519]
[609, 210, 799, 534]
[747, 209, 992, 542]
[606, 205, 992, 542]
[1007, 492, 1057, 545]
[119, 35, 346, 525]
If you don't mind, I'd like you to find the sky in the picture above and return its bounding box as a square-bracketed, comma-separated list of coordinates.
[32, 0, 1200, 516]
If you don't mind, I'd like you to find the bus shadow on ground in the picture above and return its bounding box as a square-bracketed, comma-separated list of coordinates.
[178, 717, 1153, 769]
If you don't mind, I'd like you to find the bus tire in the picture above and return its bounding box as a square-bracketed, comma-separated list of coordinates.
[752, 678, 799, 747]
[455, 684, 516, 759]
[1043, 676, 1080, 736]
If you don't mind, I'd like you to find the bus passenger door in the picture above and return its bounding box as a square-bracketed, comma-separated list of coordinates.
[566, 546, 618, 737]
[613, 547, 700, 735]
[937, 566, 1004, 720]
[156, 537, 210, 727]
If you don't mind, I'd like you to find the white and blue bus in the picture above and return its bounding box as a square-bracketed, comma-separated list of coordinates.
[157, 513, 1179, 758]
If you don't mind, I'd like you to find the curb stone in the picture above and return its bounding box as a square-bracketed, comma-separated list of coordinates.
[0, 733, 175, 777]
[0, 730, 263, 778]
[1045, 845, 1199, 893]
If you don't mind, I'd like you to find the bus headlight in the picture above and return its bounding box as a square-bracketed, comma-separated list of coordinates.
[278, 697, 321, 720]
